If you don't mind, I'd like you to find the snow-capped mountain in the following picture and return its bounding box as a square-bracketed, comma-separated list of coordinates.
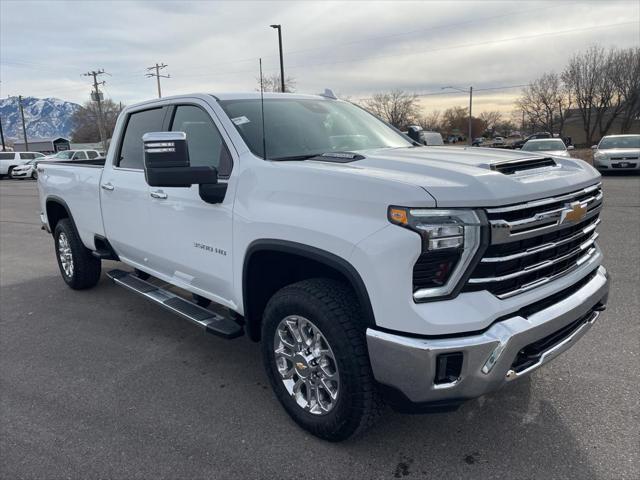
[0, 96, 80, 141]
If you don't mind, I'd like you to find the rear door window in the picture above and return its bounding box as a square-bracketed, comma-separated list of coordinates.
[86, 151, 98, 159]
[74, 151, 87, 160]
[0, 153, 15, 160]
[118, 108, 165, 169]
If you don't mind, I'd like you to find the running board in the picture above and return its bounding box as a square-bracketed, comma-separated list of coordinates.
[106, 269, 243, 339]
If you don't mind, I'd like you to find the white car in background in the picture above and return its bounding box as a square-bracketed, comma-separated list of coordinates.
[11, 158, 39, 179]
[42, 150, 102, 162]
[521, 138, 573, 157]
[592, 134, 640, 172]
[0, 151, 46, 178]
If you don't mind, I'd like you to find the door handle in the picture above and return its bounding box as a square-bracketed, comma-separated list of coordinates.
[101, 183, 114, 191]
[150, 190, 168, 200]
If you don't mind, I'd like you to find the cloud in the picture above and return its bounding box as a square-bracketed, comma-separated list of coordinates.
[1, 0, 638, 115]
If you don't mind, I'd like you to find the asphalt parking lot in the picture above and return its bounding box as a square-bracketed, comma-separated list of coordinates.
[1, 175, 638, 480]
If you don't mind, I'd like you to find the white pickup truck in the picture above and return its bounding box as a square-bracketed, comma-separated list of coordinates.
[38, 92, 609, 441]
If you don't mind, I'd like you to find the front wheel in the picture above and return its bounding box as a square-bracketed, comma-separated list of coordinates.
[261, 278, 383, 441]
[54, 218, 101, 289]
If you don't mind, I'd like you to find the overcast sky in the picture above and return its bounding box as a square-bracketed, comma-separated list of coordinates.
[1, 0, 638, 115]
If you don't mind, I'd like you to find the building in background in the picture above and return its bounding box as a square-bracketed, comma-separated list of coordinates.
[13, 137, 70, 154]
[563, 110, 640, 147]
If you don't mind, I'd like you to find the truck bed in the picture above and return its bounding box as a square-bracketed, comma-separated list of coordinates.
[37, 160, 106, 249]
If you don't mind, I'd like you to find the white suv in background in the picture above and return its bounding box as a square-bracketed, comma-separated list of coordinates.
[0, 151, 46, 178]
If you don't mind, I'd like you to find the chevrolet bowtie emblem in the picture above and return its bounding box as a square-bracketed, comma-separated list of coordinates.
[296, 362, 307, 370]
[560, 201, 587, 224]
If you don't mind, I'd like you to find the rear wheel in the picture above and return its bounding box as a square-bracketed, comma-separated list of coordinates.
[261, 278, 383, 441]
[54, 218, 101, 289]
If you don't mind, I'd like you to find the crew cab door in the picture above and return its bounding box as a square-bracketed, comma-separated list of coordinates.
[144, 102, 237, 307]
[100, 106, 167, 266]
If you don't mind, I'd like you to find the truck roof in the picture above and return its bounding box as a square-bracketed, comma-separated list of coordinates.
[127, 92, 335, 110]
[211, 92, 332, 101]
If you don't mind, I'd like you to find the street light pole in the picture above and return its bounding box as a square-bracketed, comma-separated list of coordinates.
[270, 24, 285, 93]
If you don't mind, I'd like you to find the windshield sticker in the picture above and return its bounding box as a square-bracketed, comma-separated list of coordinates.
[231, 116, 250, 126]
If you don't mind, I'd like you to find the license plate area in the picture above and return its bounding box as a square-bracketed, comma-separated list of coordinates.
[613, 162, 635, 168]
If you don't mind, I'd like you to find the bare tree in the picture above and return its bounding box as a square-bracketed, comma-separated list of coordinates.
[416, 110, 442, 131]
[256, 74, 296, 93]
[439, 106, 485, 139]
[71, 99, 124, 143]
[516, 72, 571, 136]
[561, 45, 637, 145]
[362, 90, 419, 130]
[478, 111, 502, 134]
[610, 47, 640, 133]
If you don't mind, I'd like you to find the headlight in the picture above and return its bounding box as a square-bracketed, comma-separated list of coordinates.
[593, 152, 605, 160]
[388, 207, 483, 301]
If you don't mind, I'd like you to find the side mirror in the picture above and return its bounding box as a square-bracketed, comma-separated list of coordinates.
[591, 145, 598, 150]
[567, 145, 575, 150]
[142, 132, 217, 188]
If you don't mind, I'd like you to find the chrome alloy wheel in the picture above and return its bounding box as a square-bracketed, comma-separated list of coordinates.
[57, 232, 74, 278]
[273, 315, 340, 415]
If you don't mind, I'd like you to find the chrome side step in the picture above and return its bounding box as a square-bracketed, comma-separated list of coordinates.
[106, 269, 243, 339]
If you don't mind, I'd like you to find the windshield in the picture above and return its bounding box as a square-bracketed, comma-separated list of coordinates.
[219, 98, 412, 159]
[51, 151, 74, 159]
[598, 135, 640, 149]
[522, 139, 566, 152]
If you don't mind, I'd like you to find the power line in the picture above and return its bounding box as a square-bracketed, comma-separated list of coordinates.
[146, 63, 170, 98]
[279, 3, 576, 59]
[283, 21, 638, 72]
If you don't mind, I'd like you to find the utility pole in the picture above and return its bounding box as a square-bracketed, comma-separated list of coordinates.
[18, 95, 29, 151]
[146, 63, 170, 98]
[270, 25, 285, 93]
[83, 69, 109, 152]
[468, 86, 473, 146]
[0, 114, 6, 151]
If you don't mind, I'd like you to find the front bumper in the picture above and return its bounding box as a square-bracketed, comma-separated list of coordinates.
[11, 171, 29, 178]
[594, 157, 640, 171]
[366, 265, 609, 404]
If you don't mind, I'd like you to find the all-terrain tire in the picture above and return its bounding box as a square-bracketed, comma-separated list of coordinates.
[54, 218, 101, 289]
[261, 278, 384, 441]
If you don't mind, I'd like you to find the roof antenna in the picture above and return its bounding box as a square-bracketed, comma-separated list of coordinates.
[259, 58, 267, 160]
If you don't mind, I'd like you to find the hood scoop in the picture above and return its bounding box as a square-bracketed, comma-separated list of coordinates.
[490, 157, 557, 175]
[313, 152, 365, 163]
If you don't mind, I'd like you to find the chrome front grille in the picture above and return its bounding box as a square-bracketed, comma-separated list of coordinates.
[464, 183, 603, 298]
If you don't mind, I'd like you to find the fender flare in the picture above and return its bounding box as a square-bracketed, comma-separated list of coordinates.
[45, 196, 79, 235]
[242, 239, 377, 336]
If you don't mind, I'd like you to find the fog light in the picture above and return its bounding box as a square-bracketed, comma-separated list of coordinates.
[482, 343, 506, 374]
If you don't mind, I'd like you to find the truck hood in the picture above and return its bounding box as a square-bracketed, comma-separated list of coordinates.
[309, 146, 600, 207]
